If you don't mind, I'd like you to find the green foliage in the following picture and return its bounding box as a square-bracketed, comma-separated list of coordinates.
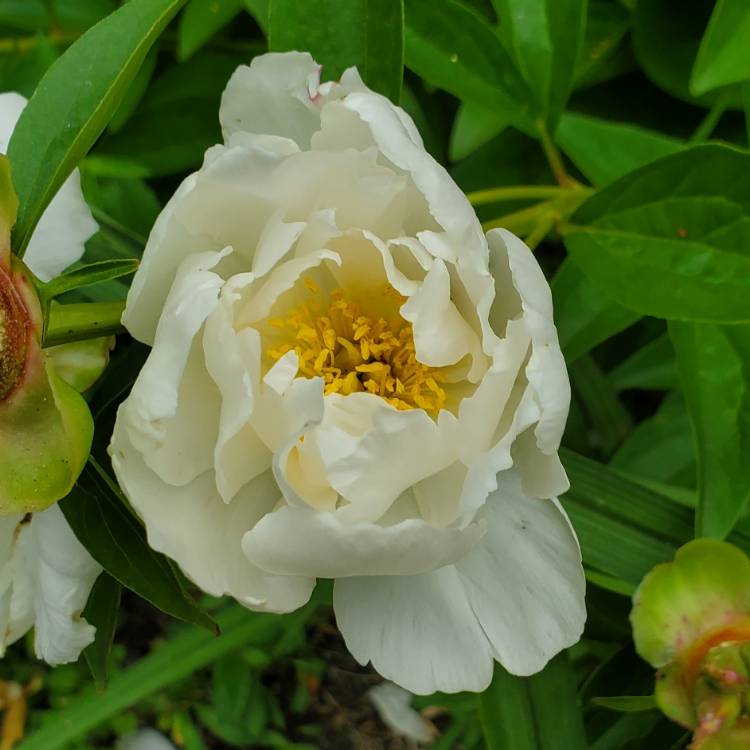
[269, 0, 404, 102]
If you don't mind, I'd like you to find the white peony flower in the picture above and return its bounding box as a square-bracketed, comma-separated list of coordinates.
[0, 92, 101, 664]
[111, 52, 585, 694]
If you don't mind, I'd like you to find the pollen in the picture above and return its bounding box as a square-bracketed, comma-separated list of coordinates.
[266, 283, 447, 413]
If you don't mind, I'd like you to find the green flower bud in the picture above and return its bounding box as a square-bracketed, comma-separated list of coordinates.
[0, 156, 93, 514]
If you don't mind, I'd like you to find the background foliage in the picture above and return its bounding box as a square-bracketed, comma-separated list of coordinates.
[3, 0, 750, 747]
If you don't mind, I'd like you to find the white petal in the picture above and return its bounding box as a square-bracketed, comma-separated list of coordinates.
[25, 168, 98, 281]
[9, 506, 101, 665]
[204, 284, 269, 503]
[111, 418, 314, 613]
[0, 93, 97, 281]
[368, 683, 435, 744]
[400, 258, 484, 372]
[314, 396, 457, 523]
[333, 566, 494, 694]
[122, 729, 176, 750]
[124, 250, 227, 486]
[455, 471, 586, 676]
[220, 53, 326, 149]
[242, 504, 484, 578]
[489, 229, 570, 453]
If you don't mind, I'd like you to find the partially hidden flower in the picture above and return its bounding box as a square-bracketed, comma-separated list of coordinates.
[111, 51, 586, 694]
[0, 92, 101, 664]
[631, 539, 750, 749]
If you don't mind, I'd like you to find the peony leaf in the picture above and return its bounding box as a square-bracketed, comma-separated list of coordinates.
[670, 322, 750, 539]
[492, 0, 587, 134]
[177, 0, 244, 61]
[404, 0, 531, 131]
[556, 112, 683, 187]
[691, 0, 750, 96]
[8, 0, 188, 257]
[564, 145, 750, 324]
[480, 653, 587, 750]
[269, 0, 404, 103]
[82, 572, 122, 689]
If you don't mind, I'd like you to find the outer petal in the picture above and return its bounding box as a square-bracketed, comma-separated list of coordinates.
[0, 92, 97, 281]
[7, 505, 101, 665]
[455, 471, 586, 676]
[220, 52, 365, 149]
[111, 415, 314, 613]
[488, 229, 570, 453]
[333, 566, 494, 695]
[242, 504, 485, 578]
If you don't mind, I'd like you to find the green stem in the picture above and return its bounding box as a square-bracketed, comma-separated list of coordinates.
[537, 119, 572, 187]
[483, 200, 558, 235]
[44, 300, 125, 347]
[467, 185, 566, 207]
[689, 90, 730, 143]
[525, 212, 558, 251]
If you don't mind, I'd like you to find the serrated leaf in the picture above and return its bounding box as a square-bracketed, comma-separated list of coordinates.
[564, 145, 750, 324]
[8, 0, 187, 256]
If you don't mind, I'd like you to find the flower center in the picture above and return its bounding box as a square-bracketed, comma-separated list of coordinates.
[266, 281, 447, 413]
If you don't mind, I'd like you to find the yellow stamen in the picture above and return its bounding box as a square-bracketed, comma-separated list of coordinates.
[265, 284, 447, 413]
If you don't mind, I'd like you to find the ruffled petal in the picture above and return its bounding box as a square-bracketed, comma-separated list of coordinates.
[455, 471, 586, 676]
[111, 417, 314, 613]
[333, 566, 494, 694]
[242, 503, 485, 579]
[7, 505, 100, 665]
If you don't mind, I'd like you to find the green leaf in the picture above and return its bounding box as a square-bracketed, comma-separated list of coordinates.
[82, 572, 122, 689]
[269, 0, 404, 103]
[480, 653, 586, 750]
[592, 695, 657, 712]
[493, 0, 587, 132]
[242, 0, 268, 33]
[40, 259, 139, 309]
[178, 0, 244, 61]
[449, 101, 509, 162]
[7, 0, 188, 256]
[404, 0, 530, 130]
[564, 145, 750, 324]
[556, 112, 683, 187]
[552, 258, 639, 364]
[59, 457, 217, 632]
[632, 0, 742, 109]
[691, 0, 750, 96]
[569, 354, 632, 457]
[560, 449, 694, 585]
[108, 48, 159, 134]
[18, 603, 314, 750]
[611, 391, 695, 489]
[609, 334, 678, 392]
[574, 0, 631, 88]
[669, 321, 750, 538]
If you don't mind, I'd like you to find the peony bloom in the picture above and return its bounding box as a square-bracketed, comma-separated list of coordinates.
[0, 92, 101, 664]
[111, 52, 585, 693]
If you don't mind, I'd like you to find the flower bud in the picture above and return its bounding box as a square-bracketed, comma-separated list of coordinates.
[0, 156, 93, 514]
